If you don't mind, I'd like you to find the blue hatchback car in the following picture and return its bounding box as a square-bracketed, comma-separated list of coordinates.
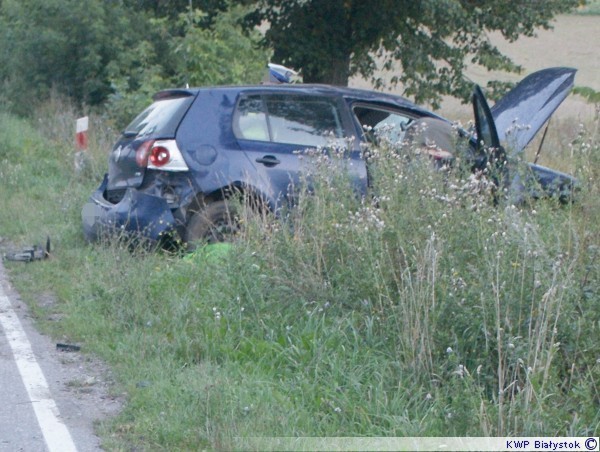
[82, 67, 577, 245]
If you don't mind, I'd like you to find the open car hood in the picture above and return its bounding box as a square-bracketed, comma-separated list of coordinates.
[472, 67, 579, 202]
[490, 67, 576, 155]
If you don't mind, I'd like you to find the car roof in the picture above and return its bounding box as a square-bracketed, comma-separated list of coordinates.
[154, 83, 435, 116]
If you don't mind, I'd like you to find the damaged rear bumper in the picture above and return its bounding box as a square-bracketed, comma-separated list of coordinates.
[82, 174, 176, 243]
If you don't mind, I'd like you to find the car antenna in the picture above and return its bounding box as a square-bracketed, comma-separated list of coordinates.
[533, 120, 550, 165]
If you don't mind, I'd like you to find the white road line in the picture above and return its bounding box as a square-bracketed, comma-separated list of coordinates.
[0, 288, 77, 452]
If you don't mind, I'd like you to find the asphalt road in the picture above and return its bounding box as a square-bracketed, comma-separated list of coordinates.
[0, 259, 120, 451]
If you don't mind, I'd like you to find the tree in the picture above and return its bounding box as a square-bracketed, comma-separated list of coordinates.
[105, 6, 268, 127]
[243, 0, 579, 105]
[0, 0, 137, 113]
[171, 7, 268, 87]
[0, 0, 268, 118]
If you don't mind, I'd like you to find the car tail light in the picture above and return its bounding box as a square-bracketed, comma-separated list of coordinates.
[134, 140, 188, 171]
[135, 140, 155, 167]
[149, 146, 170, 167]
[147, 140, 189, 172]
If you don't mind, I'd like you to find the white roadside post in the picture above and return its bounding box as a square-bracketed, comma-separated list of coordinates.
[74, 116, 89, 173]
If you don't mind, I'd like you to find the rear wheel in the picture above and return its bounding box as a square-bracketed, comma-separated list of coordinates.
[184, 200, 240, 246]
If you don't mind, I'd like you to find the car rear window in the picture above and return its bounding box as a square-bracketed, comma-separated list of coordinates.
[123, 94, 194, 138]
[234, 94, 344, 147]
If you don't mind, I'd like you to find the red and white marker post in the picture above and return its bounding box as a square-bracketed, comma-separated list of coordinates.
[74, 116, 89, 173]
[75, 116, 89, 151]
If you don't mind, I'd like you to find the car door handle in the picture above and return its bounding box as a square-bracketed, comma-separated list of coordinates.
[255, 155, 281, 167]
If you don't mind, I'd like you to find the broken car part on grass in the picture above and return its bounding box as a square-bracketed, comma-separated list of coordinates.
[3, 237, 51, 263]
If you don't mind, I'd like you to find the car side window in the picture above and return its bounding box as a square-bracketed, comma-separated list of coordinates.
[234, 94, 345, 147]
[235, 96, 270, 141]
[353, 105, 413, 146]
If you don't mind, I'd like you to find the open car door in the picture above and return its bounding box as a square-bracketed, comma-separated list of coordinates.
[472, 84, 507, 185]
[473, 84, 501, 155]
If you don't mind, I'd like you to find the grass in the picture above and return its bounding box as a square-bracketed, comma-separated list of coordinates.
[0, 98, 599, 449]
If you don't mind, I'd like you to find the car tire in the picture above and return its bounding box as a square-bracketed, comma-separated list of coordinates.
[184, 200, 240, 246]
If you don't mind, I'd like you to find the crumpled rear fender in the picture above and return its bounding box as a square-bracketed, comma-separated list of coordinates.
[82, 174, 176, 242]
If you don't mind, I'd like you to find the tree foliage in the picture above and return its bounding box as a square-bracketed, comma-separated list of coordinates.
[243, 0, 579, 105]
[123, 0, 226, 20]
[0, 0, 135, 113]
[0, 0, 582, 116]
[173, 6, 267, 87]
[0, 0, 268, 120]
[106, 6, 268, 126]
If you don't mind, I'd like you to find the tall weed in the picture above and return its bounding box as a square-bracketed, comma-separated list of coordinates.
[0, 98, 598, 448]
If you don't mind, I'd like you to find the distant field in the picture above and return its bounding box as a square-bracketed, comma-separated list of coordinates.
[350, 14, 600, 120]
[446, 14, 599, 120]
[467, 14, 599, 91]
[576, 0, 600, 15]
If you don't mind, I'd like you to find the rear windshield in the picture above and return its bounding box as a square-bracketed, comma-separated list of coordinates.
[123, 94, 194, 138]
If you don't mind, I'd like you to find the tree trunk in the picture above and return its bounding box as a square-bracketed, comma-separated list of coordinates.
[303, 52, 351, 86]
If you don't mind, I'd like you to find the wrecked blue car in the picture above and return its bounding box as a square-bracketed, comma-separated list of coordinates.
[82, 67, 578, 245]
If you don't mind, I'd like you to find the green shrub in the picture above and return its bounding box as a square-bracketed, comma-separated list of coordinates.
[105, 6, 269, 129]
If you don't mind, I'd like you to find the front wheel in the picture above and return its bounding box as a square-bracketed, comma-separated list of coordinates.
[184, 200, 240, 246]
